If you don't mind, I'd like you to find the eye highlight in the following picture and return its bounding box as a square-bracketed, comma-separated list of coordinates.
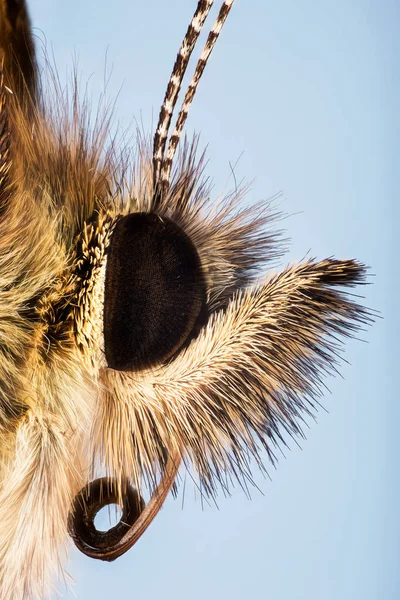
[103, 212, 207, 371]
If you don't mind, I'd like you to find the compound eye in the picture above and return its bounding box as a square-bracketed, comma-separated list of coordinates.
[103, 213, 206, 371]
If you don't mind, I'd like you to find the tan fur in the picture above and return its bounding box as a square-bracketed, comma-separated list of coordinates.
[95, 259, 371, 498]
[0, 1, 372, 598]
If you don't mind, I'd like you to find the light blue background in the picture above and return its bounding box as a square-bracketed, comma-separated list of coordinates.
[28, 1, 397, 599]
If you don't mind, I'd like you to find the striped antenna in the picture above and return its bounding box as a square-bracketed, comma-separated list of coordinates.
[152, 0, 215, 195]
[160, 0, 235, 196]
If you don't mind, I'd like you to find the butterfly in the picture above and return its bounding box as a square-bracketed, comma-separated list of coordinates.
[0, 1, 372, 597]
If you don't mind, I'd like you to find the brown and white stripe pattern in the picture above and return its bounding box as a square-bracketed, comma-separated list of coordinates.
[160, 0, 235, 194]
[152, 0, 214, 192]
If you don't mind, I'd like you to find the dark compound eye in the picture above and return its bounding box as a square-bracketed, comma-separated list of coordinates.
[103, 212, 207, 371]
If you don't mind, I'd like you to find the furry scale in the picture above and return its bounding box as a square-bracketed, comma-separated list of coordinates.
[95, 259, 371, 497]
[0, 0, 372, 598]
